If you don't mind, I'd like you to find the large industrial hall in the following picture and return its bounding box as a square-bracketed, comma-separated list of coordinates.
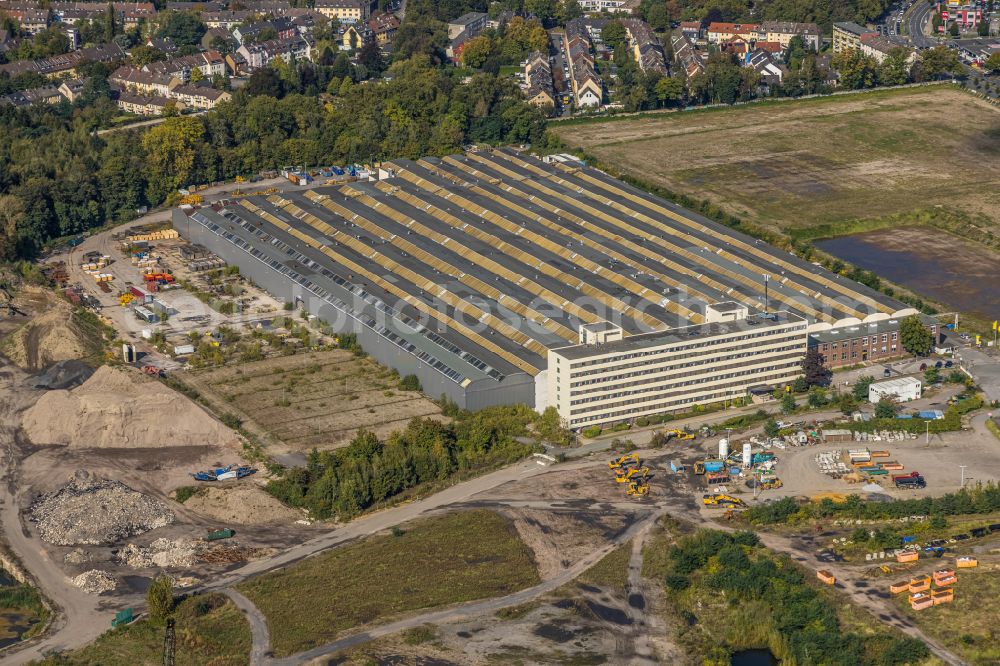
[175, 148, 916, 425]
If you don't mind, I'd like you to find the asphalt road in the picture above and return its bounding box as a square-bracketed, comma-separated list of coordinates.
[906, 0, 937, 48]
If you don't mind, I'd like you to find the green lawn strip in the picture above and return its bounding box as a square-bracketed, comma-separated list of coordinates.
[238, 509, 541, 657]
[36, 593, 250, 666]
[576, 540, 631, 592]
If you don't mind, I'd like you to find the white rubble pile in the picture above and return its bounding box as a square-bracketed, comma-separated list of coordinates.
[73, 569, 117, 594]
[30, 472, 174, 546]
[115, 538, 198, 569]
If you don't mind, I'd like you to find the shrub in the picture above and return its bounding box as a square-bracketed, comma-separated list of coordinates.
[581, 426, 602, 439]
[398, 374, 422, 391]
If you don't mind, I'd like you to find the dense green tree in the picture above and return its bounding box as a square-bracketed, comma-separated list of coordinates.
[874, 396, 898, 419]
[900, 315, 933, 356]
[986, 52, 1000, 74]
[146, 575, 174, 623]
[877, 46, 912, 85]
[780, 392, 797, 414]
[916, 45, 963, 80]
[852, 375, 875, 401]
[156, 11, 207, 46]
[832, 47, 877, 88]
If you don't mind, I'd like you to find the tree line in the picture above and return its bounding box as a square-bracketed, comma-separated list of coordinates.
[265, 405, 539, 519]
[744, 480, 1000, 525]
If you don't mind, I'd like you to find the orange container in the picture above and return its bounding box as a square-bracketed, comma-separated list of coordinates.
[890, 581, 911, 594]
[909, 575, 931, 593]
[957, 557, 978, 568]
[931, 588, 954, 605]
[910, 592, 934, 610]
[897, 551, 919, 563]
[817, 570, 836, 585]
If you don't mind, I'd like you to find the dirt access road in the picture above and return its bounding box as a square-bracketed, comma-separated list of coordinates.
[0, 362, 139, 666]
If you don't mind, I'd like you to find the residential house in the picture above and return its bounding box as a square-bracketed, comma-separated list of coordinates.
[115, 90, 178, 116]
[57, 77, 85, 101]
[340, 23, 369, 50]
[747, 49, 786, 88]
[858, 34, 917, 65]
[241, 0, 292, 13]
[575, 0, 639, 13]
[367, 12, 399, 44]
[565, 18, 602, 107]
[671, 32, 704, 77]
[12, 7, 49, 33]
[165, 1, 225, 11]
[0, 41, 124, 77]
[109, 65, 179, 96]
[759, 20, 821, 50]
[523, 50, 555, 108]
[144, 50, 225, 83]
[706, 22, 760, 44]
[679, 21, 703, 41]
[0, 84, 62, 106]
[622, 18, 667, 75]
[234, 16, 297, 45]
[832, 21, 877, 52]
[234, 35, 312, 71]
[146, 36, 178, 54]
[447, 12, 487, 40]
[169, 83, 231, 109]
[313, 0, 372, 24]
[722, 37, 782, 58]
[201, 10, 250, 29]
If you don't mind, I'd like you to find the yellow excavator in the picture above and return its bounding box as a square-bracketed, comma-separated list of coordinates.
[664, 429, 695, 441]
[608, 453, 639, 470]
[703, 494, 746, 507]
[626, 481, 649, 497]
[616, 467, 642, 483]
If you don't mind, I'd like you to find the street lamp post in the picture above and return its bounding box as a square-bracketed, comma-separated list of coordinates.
[960, 465, 967, 488]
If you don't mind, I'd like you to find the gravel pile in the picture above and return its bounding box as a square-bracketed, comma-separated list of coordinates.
[115, 538, 198, 569]
[72, 570, 116, 594]
[30, 472, 174, 546]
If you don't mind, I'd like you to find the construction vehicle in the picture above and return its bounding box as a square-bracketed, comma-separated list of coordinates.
[608, 453, 638, 470]
[616, 468, 642, 483]
[892, 472, 926, 489]
[664, 429, 695, 441]
[626, 481, 648, 497]
[693, 461, 705, 475]
[703, 494, 746, 508]
[119, 293, 135, 306]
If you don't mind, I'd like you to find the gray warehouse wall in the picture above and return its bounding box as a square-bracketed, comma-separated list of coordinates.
[177, 210, 535, 411]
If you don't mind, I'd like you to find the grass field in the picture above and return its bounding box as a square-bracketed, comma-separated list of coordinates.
[894, 567, 1000, 666]
[550, 87, 1000, 238]
[237, 509, 541, 657]
[181, 350, 444, 452]
[41, 594, 250, 666]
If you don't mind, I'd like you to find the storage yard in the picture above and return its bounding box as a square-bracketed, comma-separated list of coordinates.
[175, 147, 915, 426]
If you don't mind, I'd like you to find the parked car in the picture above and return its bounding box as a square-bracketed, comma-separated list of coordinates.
[935, 361, 943, 369]
[884, 368, 892, 377]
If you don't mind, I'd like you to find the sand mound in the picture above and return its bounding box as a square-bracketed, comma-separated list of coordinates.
[2, 298, 87, 371]
[22, 365, 241, 449]
[183, 485, 300, 525]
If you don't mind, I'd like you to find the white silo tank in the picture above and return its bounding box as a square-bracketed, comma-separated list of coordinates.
[718, 438, 729, 460]
[742, 442, 752, 468]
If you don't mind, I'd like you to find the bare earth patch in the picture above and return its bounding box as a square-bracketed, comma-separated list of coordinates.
[182, 485, 302, 525]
